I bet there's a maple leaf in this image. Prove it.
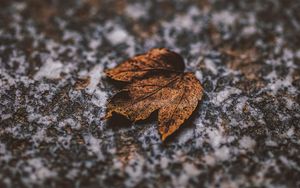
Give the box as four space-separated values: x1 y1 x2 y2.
104 48 203 141
105 48 185 82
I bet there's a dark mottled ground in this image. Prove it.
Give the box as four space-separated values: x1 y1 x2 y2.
0 0 300 187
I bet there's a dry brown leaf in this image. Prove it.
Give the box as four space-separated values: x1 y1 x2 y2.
105 48 185 82
104 48 203 141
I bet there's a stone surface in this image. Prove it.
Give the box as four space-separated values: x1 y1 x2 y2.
0 0 300 187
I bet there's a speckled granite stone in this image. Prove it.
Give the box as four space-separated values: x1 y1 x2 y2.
0 0 300 187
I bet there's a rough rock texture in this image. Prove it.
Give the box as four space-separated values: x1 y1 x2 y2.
0 0 299 187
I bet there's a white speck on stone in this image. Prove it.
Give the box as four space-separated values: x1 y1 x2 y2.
172 173 189 188
267 75 293 93
212 11 237 26
162 6 200 32
195 70 203 81
91 89 108 107
86 64 103 93
207 126 226 148
113 158 123 169
174 15 194 29
160 157 169 169
0 69 16 88
284 97 295 110
63 30 82 43
177 128 194 144
58 118 81 130
265 139 278 147
82 63 108 107
84 135 104 160
235 96 248 112
125 3 147 19
0 143 6 155
296 50 300 59
66 169 79 179
239 136 256 150
242 25 256 36
212 87 241 105
202 154 216 166
265 70 277 80
26 158 57 183
283 48 294 60
279 156 299 170
214 146 231 161
89 39 102 49
183 163 201 176
106 27 128 45
204 58 218 74
125 156 145 187
1 113 12 120
286 127 294 137
84 51 96 62
58 135 72 149
13 2 27 11
34 58 63 80
36 115 58 126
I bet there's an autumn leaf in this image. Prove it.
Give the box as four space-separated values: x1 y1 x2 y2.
104 48 203 141
105 48 185 82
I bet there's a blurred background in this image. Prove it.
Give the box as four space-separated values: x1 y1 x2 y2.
0 0 299 187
